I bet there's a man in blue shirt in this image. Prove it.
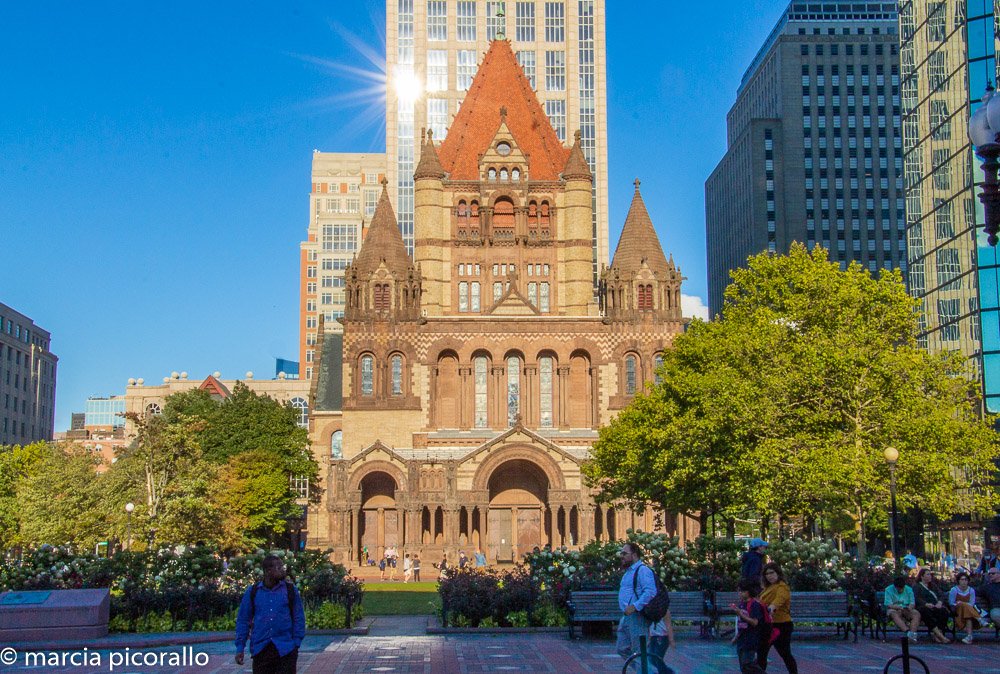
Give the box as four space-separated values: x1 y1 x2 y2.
617 542 657 672
235 555 306 673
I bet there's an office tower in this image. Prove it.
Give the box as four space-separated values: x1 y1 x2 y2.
898 1 1000 413
706 1 904 316
385 0 608 289
0 303 57 445
299 153 386 377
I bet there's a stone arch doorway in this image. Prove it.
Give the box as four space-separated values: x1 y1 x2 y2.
487 459 548 562
358 471 398 563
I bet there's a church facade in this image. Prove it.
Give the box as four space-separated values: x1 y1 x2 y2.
306 40 694 565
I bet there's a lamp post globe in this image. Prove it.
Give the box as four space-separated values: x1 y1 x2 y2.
970 84 1000 246
883 446 899 464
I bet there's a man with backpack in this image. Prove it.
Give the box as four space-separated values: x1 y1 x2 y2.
617 542 672 673
234 555 306 673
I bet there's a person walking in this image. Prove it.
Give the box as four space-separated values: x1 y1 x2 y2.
758 563 797 673
733 579 767 674
234 555 306 674
413 554 421 582
741 539 768 583
403 553 413 583
616 542 657 673
914 568 951 643
884 575 921 642
474 549 487 567
948 572 981 644
647 609 676 674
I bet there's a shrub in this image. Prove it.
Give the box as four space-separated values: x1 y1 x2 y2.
506 610 530 627
439 566 539 627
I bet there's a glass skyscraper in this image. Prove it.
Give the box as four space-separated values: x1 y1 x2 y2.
899 1 1000 413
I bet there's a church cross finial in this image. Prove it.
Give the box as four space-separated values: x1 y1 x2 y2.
496 6 506 39
500 106 507 122
634 178 641 190
380 176 389 187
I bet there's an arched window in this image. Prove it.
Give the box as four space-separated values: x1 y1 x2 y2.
474 356 488 428
391 355 403 395
470 200 479 219
624 355 638 395
654 353 664 385
331 430 343 459
500 168 509 181
361 355 374 396
511 167 520 181
374 283 391 311
528 201 539 230
458 200 469 226
539 356 554 428
507 355 521 426
145 403 162 417
488 167 497 180
638 284 654 310
493 197 515 231
290 397 309 428
540 201 550 230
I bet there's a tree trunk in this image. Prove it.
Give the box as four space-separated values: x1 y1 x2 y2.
857 502 868 560
725 518 736 538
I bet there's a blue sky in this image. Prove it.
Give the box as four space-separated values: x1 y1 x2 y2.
0 1 789 431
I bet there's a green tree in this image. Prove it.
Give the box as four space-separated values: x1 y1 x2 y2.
214 449 300 549
17 443 105 547
585 245 1000 556
0 442 47 547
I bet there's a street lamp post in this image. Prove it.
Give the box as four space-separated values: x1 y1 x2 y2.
884 447 900 563
968 84 1000 246
124 502 135 551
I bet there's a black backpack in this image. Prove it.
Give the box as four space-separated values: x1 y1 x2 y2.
632 564 670 622
249 581 297 628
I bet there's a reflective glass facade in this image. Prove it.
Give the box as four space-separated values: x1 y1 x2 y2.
899 1 1000 412
85 396 125 429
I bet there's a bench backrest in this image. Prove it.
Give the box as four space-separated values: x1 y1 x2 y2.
714 591 740 613
793 591 850 618
568 591 620 616
668 591 706 617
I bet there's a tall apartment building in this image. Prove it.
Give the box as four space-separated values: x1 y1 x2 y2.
706 1 905 316
299 153 386 376
898 1 1000 414
385 0 609 287
0 303 57 445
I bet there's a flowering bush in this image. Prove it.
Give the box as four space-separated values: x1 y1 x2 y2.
0 544 362 632
768 538 851 591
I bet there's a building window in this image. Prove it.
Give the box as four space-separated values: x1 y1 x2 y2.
926 2 946 42
528 282 537 306
427 0 447 40
457 0 476 41
391 355 403 395
145 403 162 417
330 430 343 459
486 1 506 40
935 248 962 288
494 282 503 301
426 50 447 91
459 281 469 312
934 199 953 239
471 281 481 311
543 1 564 42
544 51 565 91
290 475 309 499
457 50 477 90
507 355 520 426
474 356 488 428
361 356 374 396
290 397 309 428
539 356 553 428
937 299 960 342
927 52 946 90
654 353 664 385
932 149 951 190
374 283 391 311
624 355 637 395
545 99 566 141
427 98 448 139
539 282 550 312
516 50 536 89
515 1 535 41
638 284 654 310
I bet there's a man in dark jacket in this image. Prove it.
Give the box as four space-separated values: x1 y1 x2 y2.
235 555 306 674
741 539 768 583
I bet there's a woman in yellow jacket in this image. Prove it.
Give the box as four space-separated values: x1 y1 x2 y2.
758 562 798 673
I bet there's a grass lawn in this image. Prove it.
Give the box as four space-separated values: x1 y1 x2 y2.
362 581 441 615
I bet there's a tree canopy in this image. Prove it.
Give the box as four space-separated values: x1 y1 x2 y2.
584 245 1000 553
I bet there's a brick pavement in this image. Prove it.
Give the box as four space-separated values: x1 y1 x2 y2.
3 631 998 674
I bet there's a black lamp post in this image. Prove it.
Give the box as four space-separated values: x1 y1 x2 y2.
884 446 900 563
125 502 135 551
969 84 1000 246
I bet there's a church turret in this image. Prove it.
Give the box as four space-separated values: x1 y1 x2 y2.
345 179 423 322
414 130 449 316
600 179 684 322
561 130 595 315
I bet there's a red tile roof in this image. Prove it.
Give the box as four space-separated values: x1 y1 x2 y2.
438 40 570 181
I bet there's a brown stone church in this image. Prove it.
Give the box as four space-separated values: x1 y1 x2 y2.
307 40 694 566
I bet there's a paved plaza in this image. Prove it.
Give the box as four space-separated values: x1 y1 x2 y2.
3 622 998 674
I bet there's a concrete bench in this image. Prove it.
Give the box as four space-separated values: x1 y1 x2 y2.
0 588 110 641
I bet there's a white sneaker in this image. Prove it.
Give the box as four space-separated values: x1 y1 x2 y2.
962 634 973 644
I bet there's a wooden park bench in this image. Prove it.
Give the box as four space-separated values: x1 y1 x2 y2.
710 590 857 641
566 590 713 639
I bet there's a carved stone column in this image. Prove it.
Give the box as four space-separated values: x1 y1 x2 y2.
491 365 505 428
579 505 595 545
589 365 599 428
458 366 472 429
523 364 538 427
557 365 570 429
